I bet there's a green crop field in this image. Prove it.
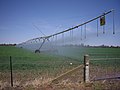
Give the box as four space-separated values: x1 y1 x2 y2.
0 46 80 72
57 46 120 66
0 46 120 90
0 46 120 71
0 46 120 89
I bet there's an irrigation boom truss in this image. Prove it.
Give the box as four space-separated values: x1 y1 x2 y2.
18 9 115 53
44 9 114 38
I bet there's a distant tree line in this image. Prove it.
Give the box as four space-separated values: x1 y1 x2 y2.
0 44 16 46
63 43 120 48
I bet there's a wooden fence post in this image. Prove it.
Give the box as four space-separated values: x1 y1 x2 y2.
10 56 13 87
84 54 90 83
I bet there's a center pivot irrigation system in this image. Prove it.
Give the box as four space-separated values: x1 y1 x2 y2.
18 9 115 53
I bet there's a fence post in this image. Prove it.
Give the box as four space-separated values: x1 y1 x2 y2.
10 56 13 87
84 54 90 83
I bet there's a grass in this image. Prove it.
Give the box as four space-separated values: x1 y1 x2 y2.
0 46 120 71
0 46 80 72
0 46 81 89
0 46 120 89
57 46 120 58
57 46 120 66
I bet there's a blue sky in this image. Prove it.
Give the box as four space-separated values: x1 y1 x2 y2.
0 0 120 46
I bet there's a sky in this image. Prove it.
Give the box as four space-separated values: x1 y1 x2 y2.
0 0 120 46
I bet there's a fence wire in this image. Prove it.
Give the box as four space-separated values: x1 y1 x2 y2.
0 55 83 88
90 55 120 81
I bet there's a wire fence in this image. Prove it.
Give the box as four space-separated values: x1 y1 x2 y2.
89 55 120 81
0 53 120 89
0 55 82 88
